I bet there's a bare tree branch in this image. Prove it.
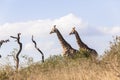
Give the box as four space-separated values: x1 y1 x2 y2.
0 39 9 48
0 39 9 58
10 33 22 71
10 36 18 39
32 35 44 63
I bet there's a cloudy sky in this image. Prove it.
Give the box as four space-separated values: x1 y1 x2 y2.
0 0 120 64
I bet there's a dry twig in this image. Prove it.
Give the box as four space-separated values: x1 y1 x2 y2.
32 35 44 62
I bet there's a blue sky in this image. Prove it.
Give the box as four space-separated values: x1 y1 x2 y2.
0 0 120 65
1 0 120 26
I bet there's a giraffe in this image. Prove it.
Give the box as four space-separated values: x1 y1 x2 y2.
50 25 78 58
69 27 98 57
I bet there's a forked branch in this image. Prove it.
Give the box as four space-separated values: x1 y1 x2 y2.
10 33 22 71
32 35 44 62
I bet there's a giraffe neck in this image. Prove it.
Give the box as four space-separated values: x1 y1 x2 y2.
74 31 98 56
56 29 72 49
74 31 88 49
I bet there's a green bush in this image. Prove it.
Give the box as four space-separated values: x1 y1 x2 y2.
102 36 120 63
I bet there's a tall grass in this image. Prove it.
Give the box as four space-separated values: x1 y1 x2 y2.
0 36 120 80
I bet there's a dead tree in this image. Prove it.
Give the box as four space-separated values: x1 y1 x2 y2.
32 35 44 62
10 33 22 71
0 39 9 58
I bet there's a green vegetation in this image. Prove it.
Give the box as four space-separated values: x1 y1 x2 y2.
0 36 120 80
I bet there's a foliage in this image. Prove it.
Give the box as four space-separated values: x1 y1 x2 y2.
102 36 120 63
1 36 120 80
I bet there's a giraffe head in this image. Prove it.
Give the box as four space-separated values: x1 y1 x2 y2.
69 27 76 35
50 25 58 34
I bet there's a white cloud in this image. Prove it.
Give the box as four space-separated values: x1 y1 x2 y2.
0 13 84 38
0 19 52 38
98 26 120 35
53 13 87 34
